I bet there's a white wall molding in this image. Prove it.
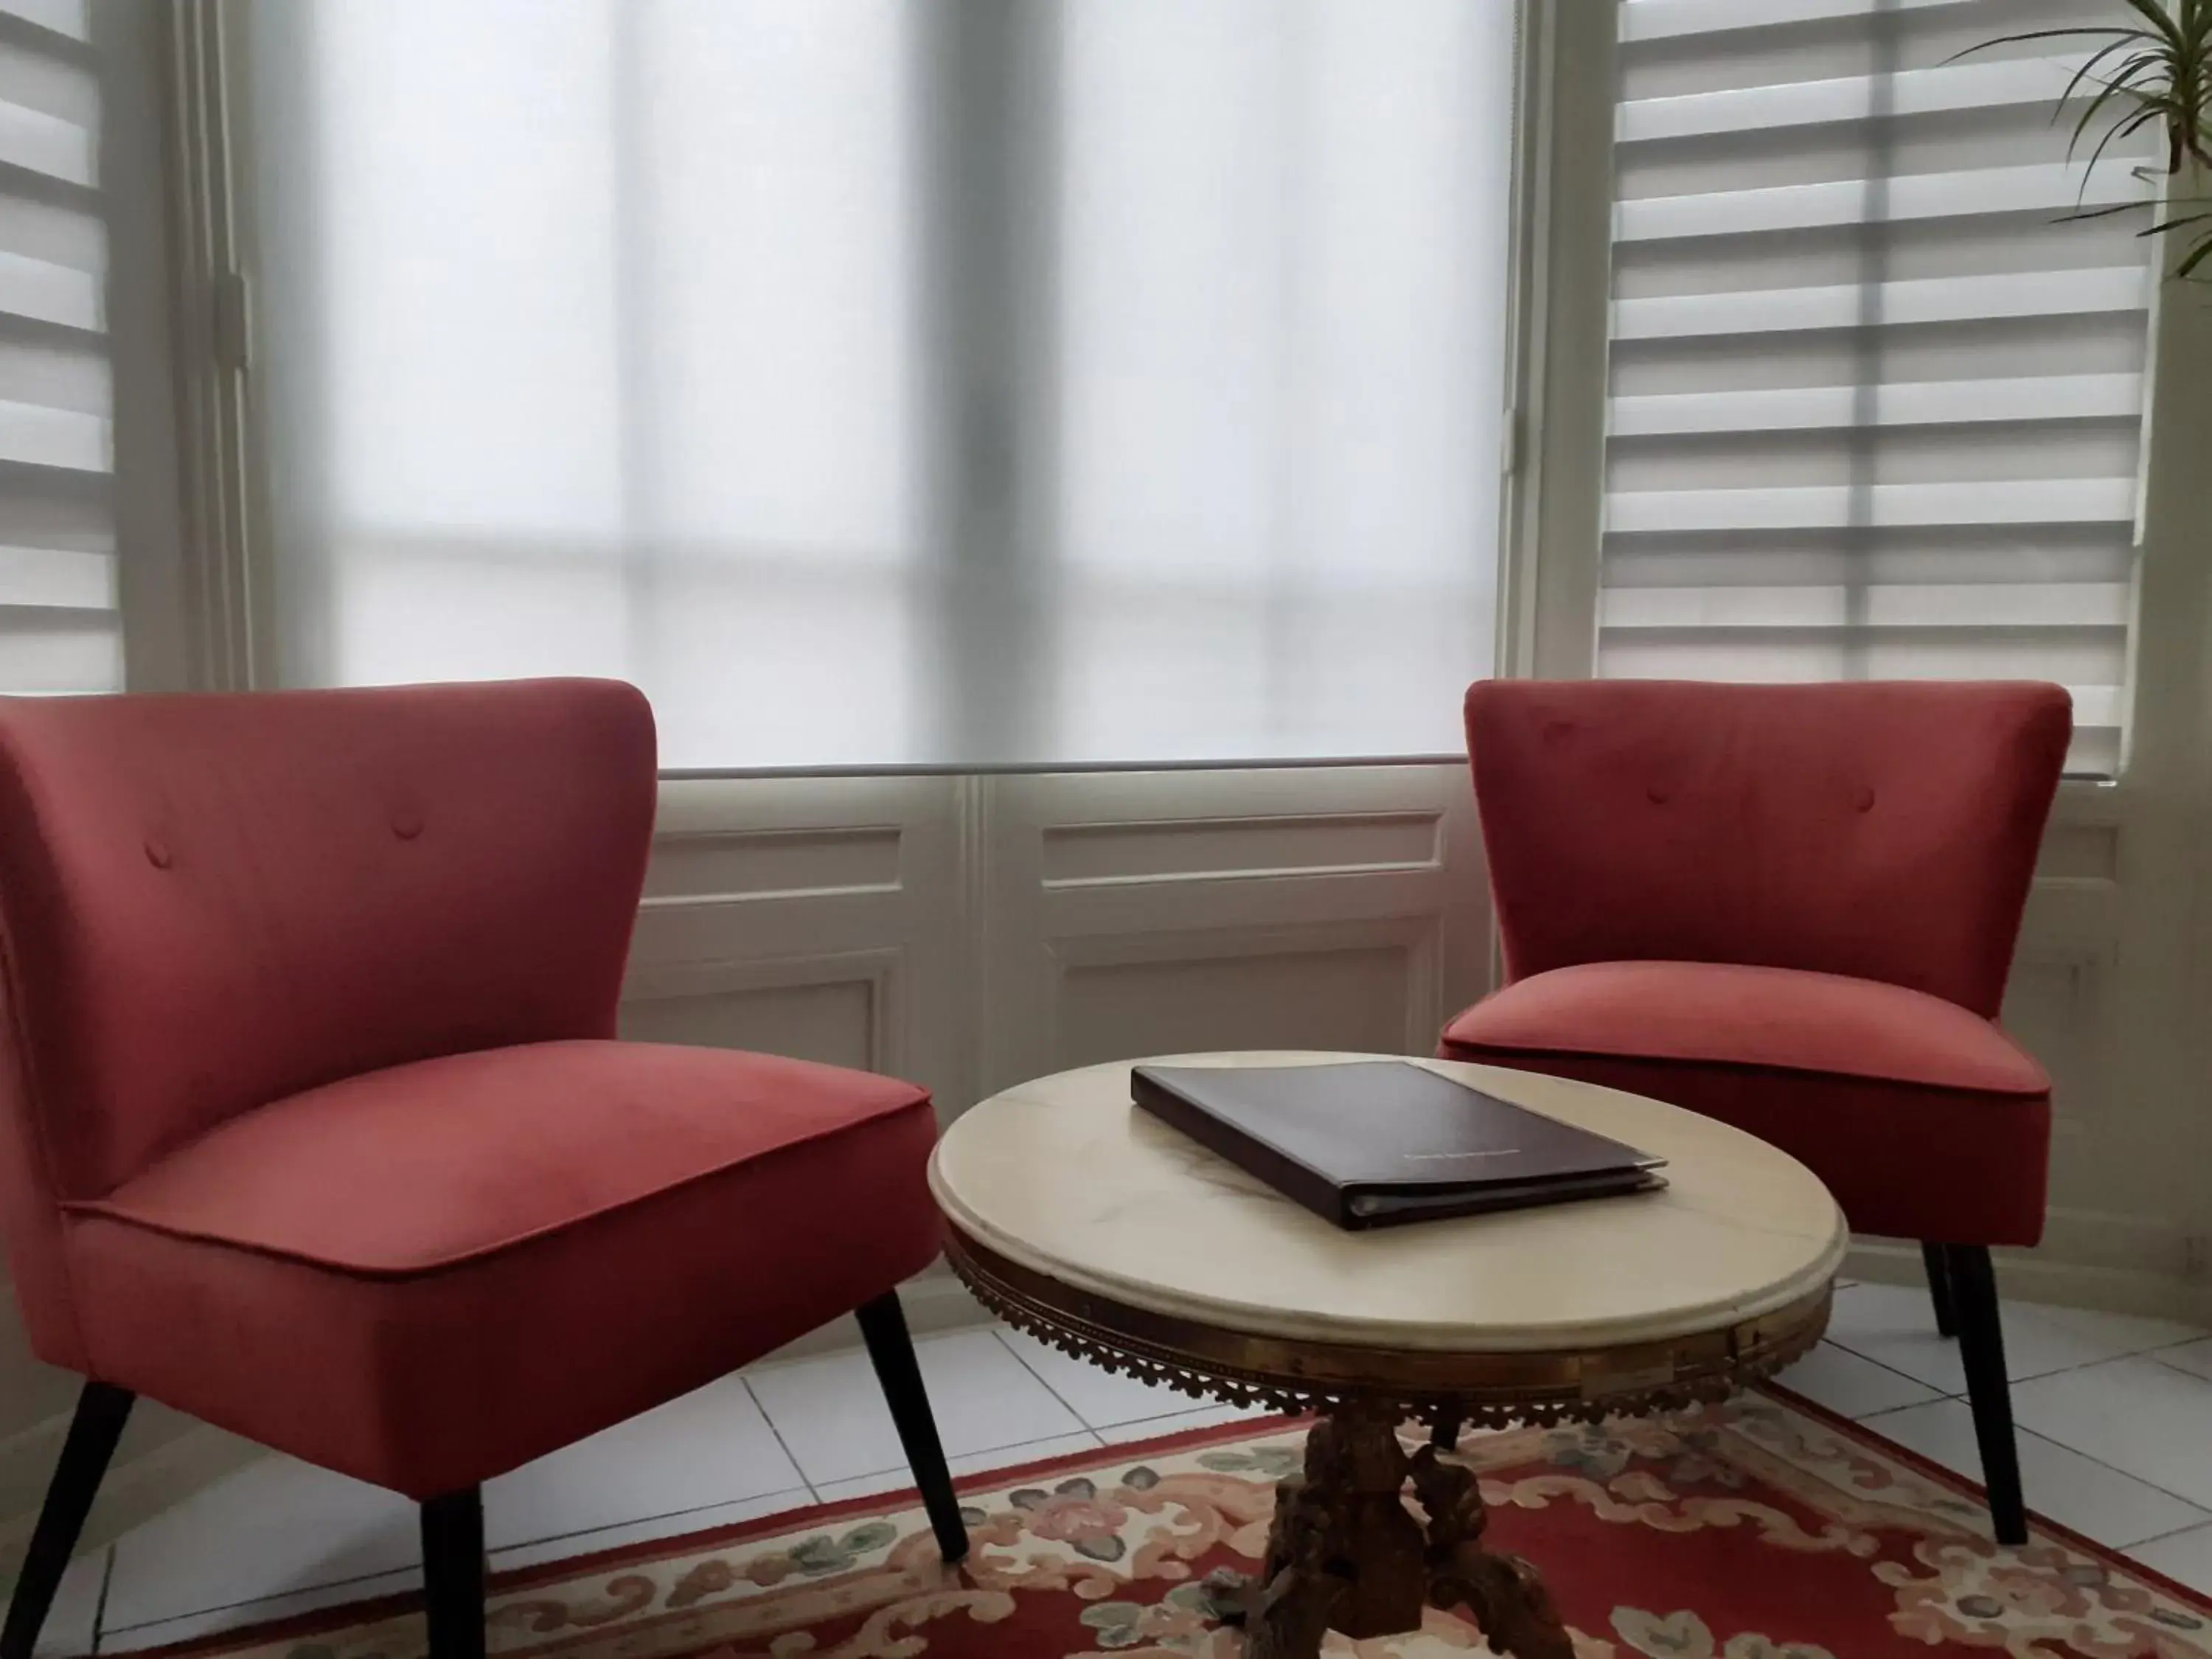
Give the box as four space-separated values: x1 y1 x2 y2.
625 949 904 1077
0 1405 256 1582
1847 1237 2212 1327
625 775 968 1108
759 1267 992 1368
977 765 1492 1099
1040 916 1447 1066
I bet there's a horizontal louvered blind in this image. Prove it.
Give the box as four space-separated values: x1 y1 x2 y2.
0 0 119 695
1603 0 2155 775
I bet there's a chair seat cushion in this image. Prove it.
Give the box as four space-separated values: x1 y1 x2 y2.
60 1042 940 1498
1442 961 2048 1094
1439 961 2051 1245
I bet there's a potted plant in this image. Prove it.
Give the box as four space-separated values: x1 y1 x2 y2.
1967 0 2212 274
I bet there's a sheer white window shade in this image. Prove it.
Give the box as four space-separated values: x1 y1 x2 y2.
1604 0 2155 775
0 0 119 695
243 0 1515 771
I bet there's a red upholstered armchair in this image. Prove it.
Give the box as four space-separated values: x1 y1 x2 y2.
1440 679 2070 1545
0 680 968 1659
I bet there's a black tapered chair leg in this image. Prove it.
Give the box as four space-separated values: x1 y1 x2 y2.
856 1291 970 1562
1923 1240 1958 1338
1430 1411 1464 1450
420 1487 486 1659
1947 1245 2027 1545
1 1382 134 1659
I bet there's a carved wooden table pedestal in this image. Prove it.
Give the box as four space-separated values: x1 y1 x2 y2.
930 1053 1847 1658
1217 1406 1572 1659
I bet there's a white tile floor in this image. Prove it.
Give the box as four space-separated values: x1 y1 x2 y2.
37 1279 2212 1654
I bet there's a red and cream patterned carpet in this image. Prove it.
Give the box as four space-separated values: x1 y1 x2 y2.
145 1389 2212 1659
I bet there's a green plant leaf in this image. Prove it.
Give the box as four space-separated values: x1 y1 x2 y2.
1972 0 2212 274
2078 97 2166 181
2139 209 2212 235
2059 200 2156 221
1947 27 2143 63
2121 0 2187 53
2058 35 2162 123
2067 51 2183 175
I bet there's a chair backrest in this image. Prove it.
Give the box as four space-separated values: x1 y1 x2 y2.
0 678 655 1366
1467 678 2070 1016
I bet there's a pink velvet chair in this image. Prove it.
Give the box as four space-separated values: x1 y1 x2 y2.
0 679 967 1659
1439 679 2070 1545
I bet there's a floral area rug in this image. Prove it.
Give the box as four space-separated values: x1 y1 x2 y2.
146 1389 2212 1659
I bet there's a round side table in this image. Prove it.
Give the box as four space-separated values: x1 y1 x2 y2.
930 1051 1846 1659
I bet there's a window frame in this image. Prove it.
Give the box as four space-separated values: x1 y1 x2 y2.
149 0 2212 790
159 0 1559 765
1498 0 1615 685
152 0 257 693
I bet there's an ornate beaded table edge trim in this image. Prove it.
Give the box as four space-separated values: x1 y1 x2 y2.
942 1227 1832 1425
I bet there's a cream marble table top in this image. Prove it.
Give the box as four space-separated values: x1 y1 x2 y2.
930 1051 1848 1358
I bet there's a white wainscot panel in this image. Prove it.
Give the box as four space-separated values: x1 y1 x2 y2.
978 765 1491 1098
622 953 894 1076
1049 919 1441 1074
1994 790 2176 1293
621 776 967 1107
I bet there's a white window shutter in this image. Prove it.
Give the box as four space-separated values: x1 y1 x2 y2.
0 0 119 695
1603 0 2155 775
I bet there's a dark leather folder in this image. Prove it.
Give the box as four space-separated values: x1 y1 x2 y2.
1130 1060 1666 1231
